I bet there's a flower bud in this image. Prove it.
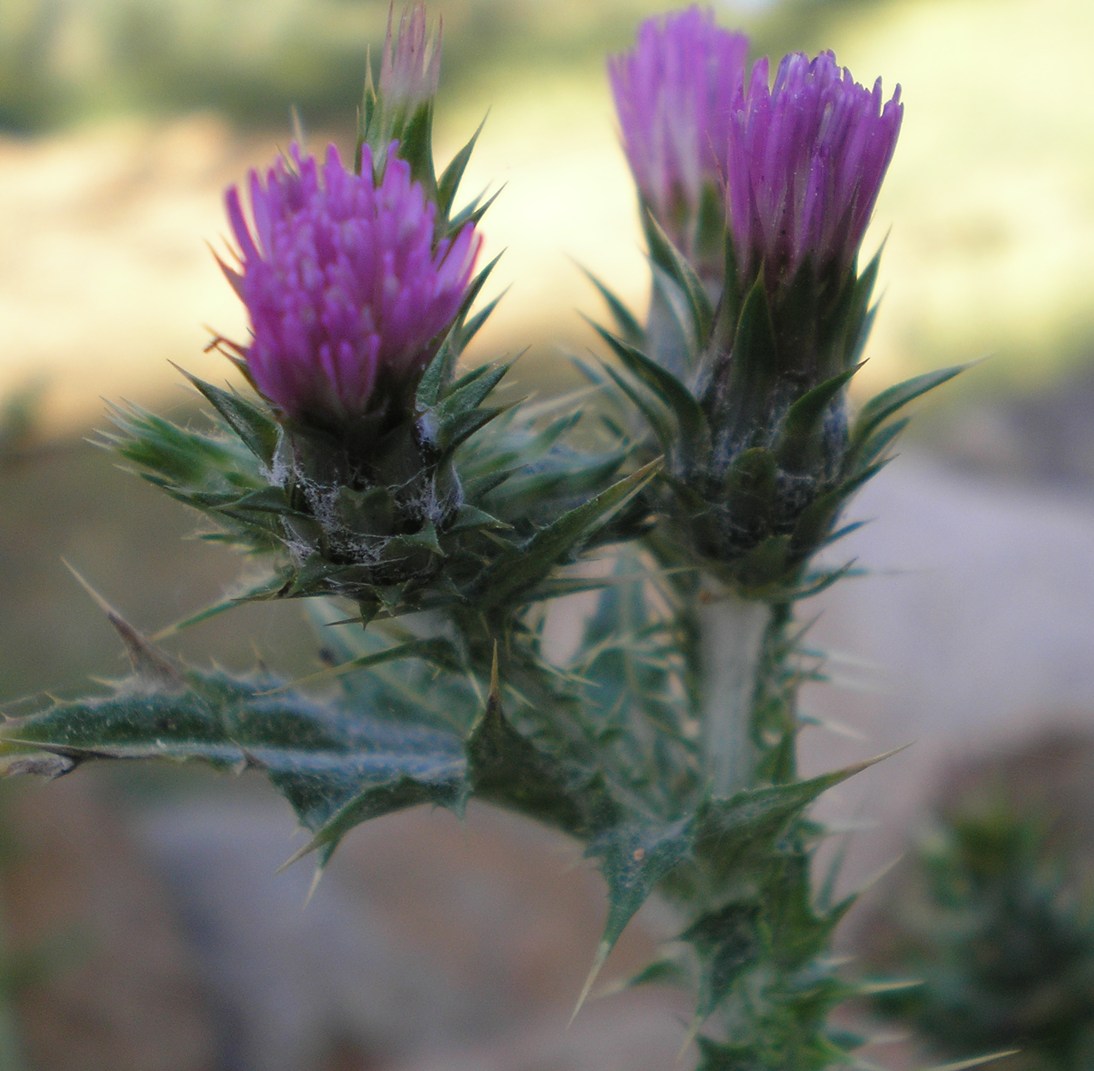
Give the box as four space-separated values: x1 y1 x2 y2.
725 49 903 314
218 140 481 597
606 8 905 588
223 141 479 438
609 7 747 282
359 3 445 196
379 2 441 116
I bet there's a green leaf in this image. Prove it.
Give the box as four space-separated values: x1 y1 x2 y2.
181 371 280 467
392 100 438 199
467 660 613 837
576 552 699 808
577 815 694 1014
643 212 714 344
789 462 885 557
733 277 779 368
436 116 486 222
695 1036 756 1071
428 360 511 453
579 266 645 347
106 403 266 497
593 325 708 450
474 460 660 608
773 366 861 474
0 627 470 868
682 900 763 1019
694 753 901 889
592 818 694 949
415 254 504 408
850 364 968 449
854 416 909 469
599 362 675 449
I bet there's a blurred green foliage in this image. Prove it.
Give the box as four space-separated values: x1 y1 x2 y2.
870 787 1094 1070
0 0 875 133
1 0 383 131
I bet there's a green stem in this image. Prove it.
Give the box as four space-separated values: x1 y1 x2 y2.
698 589 774 796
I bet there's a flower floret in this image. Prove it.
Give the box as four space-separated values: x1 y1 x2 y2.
380 1 441 114
223 141 480 427
609 6 748 256
726 50 903 290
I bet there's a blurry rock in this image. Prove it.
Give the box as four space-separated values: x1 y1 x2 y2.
136 797 474 1070
799 453 1094 897
379 988 690 1071
134 794 663 1071
0 776 216 1071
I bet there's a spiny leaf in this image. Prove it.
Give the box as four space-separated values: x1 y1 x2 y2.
475 459 660 608
271 636 463 695
774 365 862 474
924 1056 1022 1071
728 279 779 394
643 211 714 344
577 815 694 1019
579 265 644 346
588 817 694 959
63 563 184 691
416 252 504 407
150 573 289 640
693 752 902 887
426 361 511 448
695 1036 754 1071
279 739 466 868
0 662 468 871
593 325 707 449
854 417 909 469
436 116 486 221
851 364 968 448
179 369 280 467
599 361 675 449
466 651 611 836
682 900 763 1020
391 100 438 198
106 402 261 491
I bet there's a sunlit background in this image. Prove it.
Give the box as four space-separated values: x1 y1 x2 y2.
3 0 1092 691
2 1 1094 1068
3 0 1093 429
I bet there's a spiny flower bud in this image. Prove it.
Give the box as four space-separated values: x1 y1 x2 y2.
609 6 747 278
379 2 441 116
726 49 903 303
222 141 480 436
605 8 906 588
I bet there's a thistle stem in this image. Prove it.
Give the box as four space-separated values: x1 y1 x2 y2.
698 590 773 796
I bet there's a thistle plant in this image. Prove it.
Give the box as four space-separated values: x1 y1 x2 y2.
869 796 1094 1070
0 5 965 1068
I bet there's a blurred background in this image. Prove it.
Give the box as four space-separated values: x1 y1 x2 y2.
1 0 1093 1068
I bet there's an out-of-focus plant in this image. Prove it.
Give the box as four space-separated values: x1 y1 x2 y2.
0 381 45 468
0 5 966 1067
867 774 1094 1070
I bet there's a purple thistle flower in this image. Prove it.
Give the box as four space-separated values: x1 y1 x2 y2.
609 7 748 265
222 141 480 429
726 50 903 294
380 2 441 116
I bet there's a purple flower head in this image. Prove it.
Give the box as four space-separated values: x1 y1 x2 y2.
380 2 441 115
223 141 480 429
609 7 748 263
726 50 903 294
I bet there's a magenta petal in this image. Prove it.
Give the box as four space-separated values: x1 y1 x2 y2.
726 47 903 290
610 7 748 261
221 140 481 425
